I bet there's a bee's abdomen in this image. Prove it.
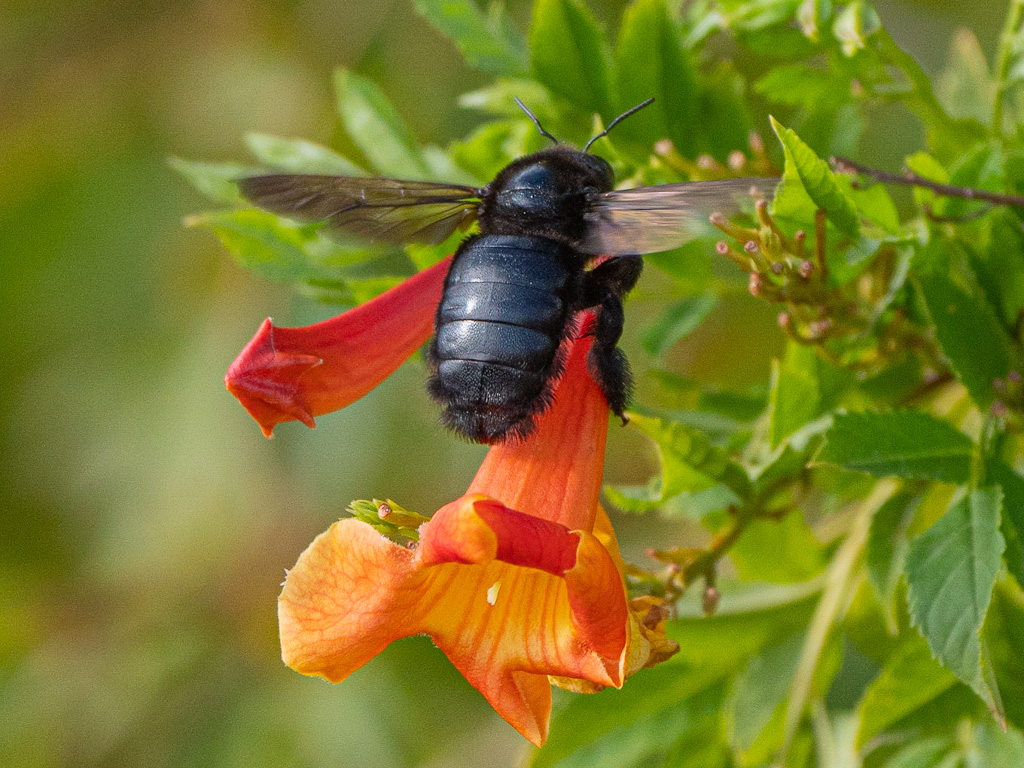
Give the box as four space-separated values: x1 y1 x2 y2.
429 234 575 442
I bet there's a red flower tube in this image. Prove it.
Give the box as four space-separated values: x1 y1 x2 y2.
225 257 450 436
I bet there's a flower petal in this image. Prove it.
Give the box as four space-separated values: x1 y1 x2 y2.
468 319 608 531
227 257 450 436
279 492 630 746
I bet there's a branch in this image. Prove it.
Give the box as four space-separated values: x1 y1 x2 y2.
831 156 1024 208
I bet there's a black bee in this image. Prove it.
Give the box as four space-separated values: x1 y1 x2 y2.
238 99 769 443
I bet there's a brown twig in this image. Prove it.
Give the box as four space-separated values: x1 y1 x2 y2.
832 156 1024 208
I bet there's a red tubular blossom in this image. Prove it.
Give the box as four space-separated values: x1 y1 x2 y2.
225 256 451 436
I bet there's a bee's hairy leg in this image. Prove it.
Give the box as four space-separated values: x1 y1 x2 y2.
579 256 642 422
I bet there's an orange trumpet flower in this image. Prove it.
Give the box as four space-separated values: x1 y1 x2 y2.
277 319 677 745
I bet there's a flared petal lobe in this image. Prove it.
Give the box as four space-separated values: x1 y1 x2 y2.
226 256 450 436
278 319 677 745
279 494 628 745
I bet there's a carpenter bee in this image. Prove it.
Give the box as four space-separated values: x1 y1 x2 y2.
238 99 771 443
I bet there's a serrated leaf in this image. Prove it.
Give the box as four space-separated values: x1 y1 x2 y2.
725 632 804 762
615 0 698 156
984 580 1024 731
640 293 717 359
976 208 1024 330
916 267 1013 409
816 411 973 482
989 462 1024 588
771 116 861 238
413 0 529 76
905 487 1006 723
854 638 959 747
169 157 258 205
865 489 919 632
244 133 364 175
769 341 821 449
530 0 612 117
334 69 429 178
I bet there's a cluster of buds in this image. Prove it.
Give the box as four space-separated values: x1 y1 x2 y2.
626 544 725 618
712 204 863 345
653 131 777 181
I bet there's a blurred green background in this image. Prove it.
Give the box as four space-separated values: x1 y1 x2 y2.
0 1 1009 765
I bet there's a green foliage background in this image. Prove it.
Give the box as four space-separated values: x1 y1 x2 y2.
4 1 1024 766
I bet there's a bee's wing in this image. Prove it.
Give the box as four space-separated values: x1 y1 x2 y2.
579 177 777 255
238 174 484 246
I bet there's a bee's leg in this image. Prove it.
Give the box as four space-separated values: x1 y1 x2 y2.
579 256 643 423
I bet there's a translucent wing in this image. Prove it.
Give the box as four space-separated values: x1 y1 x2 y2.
238 174 483 246
579 177 777 255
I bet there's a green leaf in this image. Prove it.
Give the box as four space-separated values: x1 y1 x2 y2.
933 141 1004 219
989 462 1024 588
938 28 995 125
770 116 861 238
615 0 698 155
725 0 805 32
731 511 824 584
880 738 956 768
816 411 973 482
623 410 751 502
169 157 257 205
413 0 529 76
976 208 1024 330
865 489 919 632
984 580 1024 730
244 133 364 175
972 716 1024 768
530 0 612 117
756 64 837 110
916 267 1013 410
783 483 891 756
538 581 818 768
905 487 1006 722
640 293 717 359
769 341 821 449
725 632 805 763
187 209 338 283
333 70 429 178
854 638 959 747
459 78 555 117
533 679 724 768
694 63 753 160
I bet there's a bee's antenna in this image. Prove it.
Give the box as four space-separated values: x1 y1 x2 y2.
514 98 559 145
584 98 655 152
